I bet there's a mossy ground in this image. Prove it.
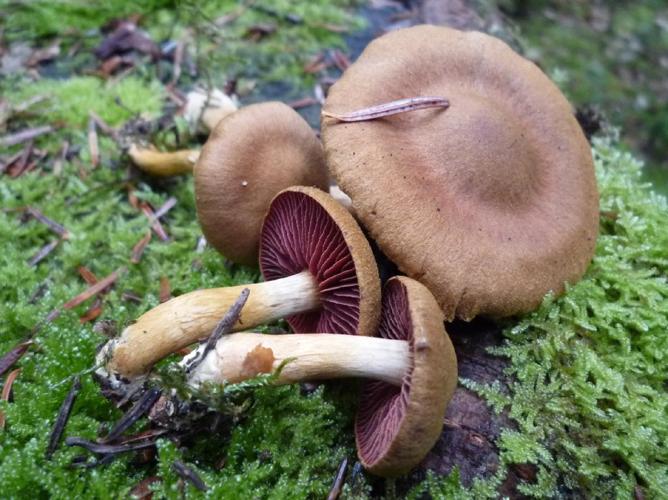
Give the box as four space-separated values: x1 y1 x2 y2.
1 1 667 499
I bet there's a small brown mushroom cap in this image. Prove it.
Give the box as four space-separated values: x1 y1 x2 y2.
322 25 599 320
356 276 457 477
260 186 381 338
196 101 329 266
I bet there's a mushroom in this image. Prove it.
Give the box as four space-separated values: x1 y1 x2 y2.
128 88 237 176
321 25 599 320
184 276 458 477
183 88 238 132
98 186 380 385
130 101 330 265
195 101 329 266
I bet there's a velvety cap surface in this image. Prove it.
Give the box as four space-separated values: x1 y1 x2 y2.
196 101 329 266
356 276 457 477
260 186 380 337
322 25 599 319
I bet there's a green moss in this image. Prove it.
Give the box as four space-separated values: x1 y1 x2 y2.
504 1 668 190
1 0 177 40
5 76 164 129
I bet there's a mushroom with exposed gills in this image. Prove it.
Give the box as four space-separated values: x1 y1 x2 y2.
184 276 458 477
97 186 380 387
322 25 600 321
195 101 329 266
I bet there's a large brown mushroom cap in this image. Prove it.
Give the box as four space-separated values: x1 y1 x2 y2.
196 101 329 266
322 25 599 320
356 276 457 477
260 186 381 338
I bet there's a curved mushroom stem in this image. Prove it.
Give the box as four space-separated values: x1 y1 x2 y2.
99 271 320 381
186 333 410 387
128 145 199 176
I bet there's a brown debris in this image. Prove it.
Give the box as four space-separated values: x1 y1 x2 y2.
52 140 69 176
172 460 207 492
7 140 34 177
331 50 351 71
244 23 277 42
0 368 21 429
153 197 177 220
159 277 171 303
327 457 348 500
27 42 61 67
131 231 152 264
79 298 104 324
25 207 69 238
140 203 169 241
62 267 125 310
0 341 32 377
89 111 117 139
27 238 61 267
78 266 99 285
45 377 81 459
0 125 53 148
88 116 100 167
130 476 162 499
95 21 160 61
303 53 328 74
287 97 319 110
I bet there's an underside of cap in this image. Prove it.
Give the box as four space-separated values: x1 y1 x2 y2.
195 101 329 266
356 277 457 477
322 25 600 320
259 186 380 337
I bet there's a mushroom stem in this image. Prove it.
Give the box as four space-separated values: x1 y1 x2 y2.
100 271 320 380
186 333 411 387
128 145 199 176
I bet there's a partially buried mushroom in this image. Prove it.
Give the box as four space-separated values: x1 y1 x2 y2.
321 25 600 320
97 186 379 386
184 276 458 477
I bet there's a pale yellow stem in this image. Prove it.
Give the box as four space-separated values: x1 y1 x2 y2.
187 333 410 387
128 145 200 176
100 271 319 380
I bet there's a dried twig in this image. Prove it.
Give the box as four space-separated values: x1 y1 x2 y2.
153 197 177 220
331 50 350 71
62 267 124 310
184 288 250 373
26 207 69 238
78 266 98 285
52 140 69 176
322 96 449 122
0 125 53 147
0 341 32 377
101 387 162 443
45 377 81 459
65 436 159 455
131 231 152 264
79 298 104 324
159 277 171 303
0 369 21 429
141 203 169 241
88 116 99 167
27 239 60 267
172 460 207 492
287 97 319 110
327 457 349 500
